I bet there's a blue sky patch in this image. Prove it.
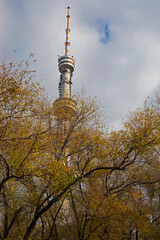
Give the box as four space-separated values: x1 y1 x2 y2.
95 20 110 44
100 24 110 43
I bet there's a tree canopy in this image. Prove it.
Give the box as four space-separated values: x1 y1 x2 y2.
0 59 160 240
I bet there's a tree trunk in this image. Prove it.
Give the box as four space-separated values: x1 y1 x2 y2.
135 230 138 240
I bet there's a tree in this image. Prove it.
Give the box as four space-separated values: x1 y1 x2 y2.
0 59 160 239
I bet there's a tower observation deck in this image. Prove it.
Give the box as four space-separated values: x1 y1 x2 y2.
54 6 77 115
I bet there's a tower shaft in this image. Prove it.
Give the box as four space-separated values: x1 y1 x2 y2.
60 69 71 98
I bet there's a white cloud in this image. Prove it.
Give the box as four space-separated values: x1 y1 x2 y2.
0 1 11 52
1 0 160 129
0 2 7 36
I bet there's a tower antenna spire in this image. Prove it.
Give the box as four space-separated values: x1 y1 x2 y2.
65 6 70 56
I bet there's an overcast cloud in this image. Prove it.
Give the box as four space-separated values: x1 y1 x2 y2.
0 0 160 129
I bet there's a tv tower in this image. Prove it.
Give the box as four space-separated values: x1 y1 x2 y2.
54 6 77 115
53 7 76 222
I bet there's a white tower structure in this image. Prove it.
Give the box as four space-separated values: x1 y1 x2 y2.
54 6 77 114
53 8 76 226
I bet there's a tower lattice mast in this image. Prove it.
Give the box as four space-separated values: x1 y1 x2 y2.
58 6 75 99
54 6 77 115
65 6 70 56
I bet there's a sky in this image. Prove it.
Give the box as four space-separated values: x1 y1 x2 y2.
0 0 160 129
